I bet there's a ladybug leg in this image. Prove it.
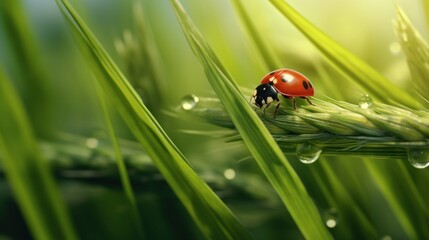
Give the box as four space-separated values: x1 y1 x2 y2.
274 102 280 118
293 98 297 110
249 95 259 111
263 101 272 115
306 97 314 106
301 97 314 106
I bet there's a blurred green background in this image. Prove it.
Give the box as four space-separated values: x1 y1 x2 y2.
1 0 429 239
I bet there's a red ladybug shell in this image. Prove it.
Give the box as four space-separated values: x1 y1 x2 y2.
260 69 314 97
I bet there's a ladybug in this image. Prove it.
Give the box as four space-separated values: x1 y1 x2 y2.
251 69 314 117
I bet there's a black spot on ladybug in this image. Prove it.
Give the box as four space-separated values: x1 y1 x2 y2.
270 72 275 75
303 81 309 90
309 82 313 88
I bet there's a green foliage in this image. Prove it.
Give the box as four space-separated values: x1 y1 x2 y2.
1 0 429 239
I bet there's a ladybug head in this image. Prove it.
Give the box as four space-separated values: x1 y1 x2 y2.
253 84 279 108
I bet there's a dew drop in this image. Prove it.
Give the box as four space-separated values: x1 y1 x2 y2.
358 94 373 109
296 143 322 164
85 138 99 149
323 208 339 229
181 94 199 110
223 168 236 180
407 148 429 169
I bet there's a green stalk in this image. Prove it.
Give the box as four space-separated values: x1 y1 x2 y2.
0 68 77 240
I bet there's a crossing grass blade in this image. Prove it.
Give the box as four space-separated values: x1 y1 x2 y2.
317 160 379 238
269 0 424 109
170 0 332 238
95 84 145 239
0 68 77 240
54 0 252 239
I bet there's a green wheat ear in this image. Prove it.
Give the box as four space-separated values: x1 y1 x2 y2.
395 6 429 102
114 2 166 111
182 95 429 159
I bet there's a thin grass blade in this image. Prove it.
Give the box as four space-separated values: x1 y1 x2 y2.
0 0 52 136
364 160 418 238
0 68 77 240
54 1 252 239
231 0 282 70
170 0 331 238
269 0 423 109
95 84 145 238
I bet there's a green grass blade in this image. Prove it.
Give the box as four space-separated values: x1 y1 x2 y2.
0 68 77 240
95 84 145 239
269 0 423 109
170 0 331 238
395 7 429 101
0 0 52 136
364 160 418 239
54 1 252 239
318 160 379 238
231 0 282 70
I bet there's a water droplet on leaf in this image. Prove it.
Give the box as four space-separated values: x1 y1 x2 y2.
407 148 429 169
358 94 373 109
85 138 99 149
323 208 339 228
224 168 236 180
296 143 322 164
181 94 199 110
380 235 392 240
389 42 401 54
